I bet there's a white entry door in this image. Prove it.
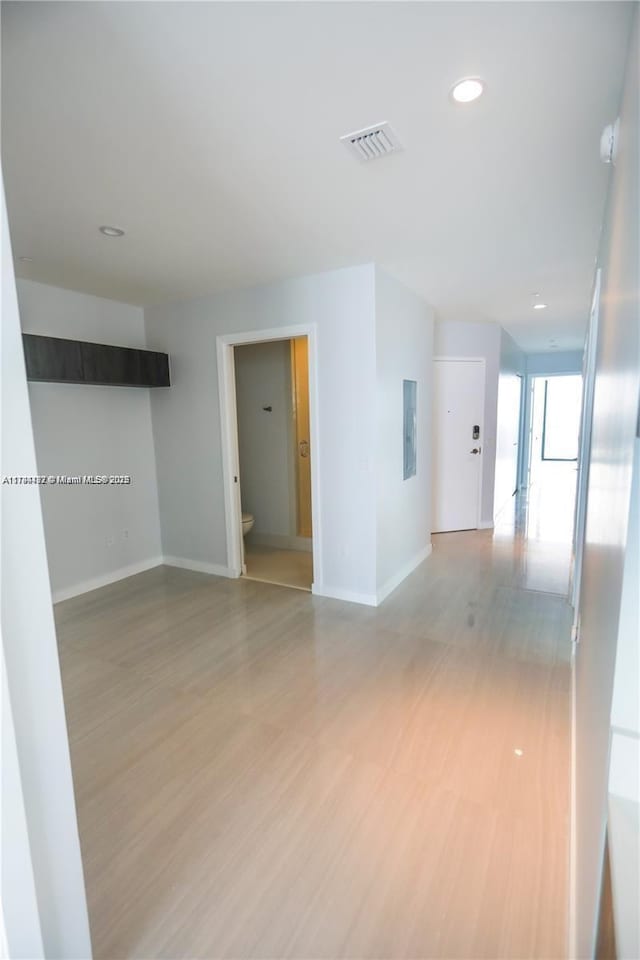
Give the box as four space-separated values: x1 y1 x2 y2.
432 359 485 533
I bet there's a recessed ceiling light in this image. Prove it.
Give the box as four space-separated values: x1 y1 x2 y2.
514 748 524 757
99 225 125 238
451 77 484 104
18 256 33 262
533 303 548 310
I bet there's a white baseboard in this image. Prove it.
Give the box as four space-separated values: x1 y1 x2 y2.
376 543 432 605
248 533 313 553
52 555 164 603
52 546 431 608
312 583 378 607
478 520 494 529
313 545 433 609
162 556 236 578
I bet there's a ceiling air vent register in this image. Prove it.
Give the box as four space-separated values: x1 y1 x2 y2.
340 122 402 161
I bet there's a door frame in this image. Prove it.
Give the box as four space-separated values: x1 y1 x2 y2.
290 337 313 539
571 268 601 618
514 372 525 494
217 324 321 587
432 356 486 532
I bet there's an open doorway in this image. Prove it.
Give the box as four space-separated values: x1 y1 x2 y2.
527 373 583 543
230 336 313 591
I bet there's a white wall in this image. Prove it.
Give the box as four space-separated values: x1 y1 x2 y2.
573 13 640 957
607 436 639 959
146 264 379 603
433 319 502 526
610 437 640 736
1 184 91 957
17 280 162 600
1 648 44 959
526 350 584 376
234 340 296 543
375 268 434 599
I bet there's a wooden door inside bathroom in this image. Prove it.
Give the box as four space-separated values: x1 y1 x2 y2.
291 337 312 539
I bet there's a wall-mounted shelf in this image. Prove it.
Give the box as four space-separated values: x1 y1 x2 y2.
22 334 170 387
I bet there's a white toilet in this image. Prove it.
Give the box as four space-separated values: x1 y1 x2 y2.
241 512 255 537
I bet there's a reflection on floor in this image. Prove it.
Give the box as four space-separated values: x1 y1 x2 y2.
495 460 577 596
528 460 578 542
55 510 571 959
244 543 313 591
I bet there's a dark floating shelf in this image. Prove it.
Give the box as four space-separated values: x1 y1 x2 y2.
22 334 170 388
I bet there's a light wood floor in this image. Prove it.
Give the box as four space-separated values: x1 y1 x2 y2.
55 516 572 959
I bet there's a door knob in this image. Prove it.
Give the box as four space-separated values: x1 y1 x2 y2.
470 448 480 454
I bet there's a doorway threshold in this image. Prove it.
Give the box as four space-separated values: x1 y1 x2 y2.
242 573 311 593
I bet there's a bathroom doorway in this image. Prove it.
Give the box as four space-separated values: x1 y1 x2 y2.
227 334 313 591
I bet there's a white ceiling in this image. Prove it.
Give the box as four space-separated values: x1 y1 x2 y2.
1 2 632 351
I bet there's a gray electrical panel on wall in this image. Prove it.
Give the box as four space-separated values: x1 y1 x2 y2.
403 379 417 480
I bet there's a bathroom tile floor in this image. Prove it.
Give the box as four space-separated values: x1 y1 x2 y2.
244 544 313 591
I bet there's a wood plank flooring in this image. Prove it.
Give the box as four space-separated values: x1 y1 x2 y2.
55 522 572 959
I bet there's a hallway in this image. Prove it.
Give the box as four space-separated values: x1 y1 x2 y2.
494 467 578 597
55 515 572 959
